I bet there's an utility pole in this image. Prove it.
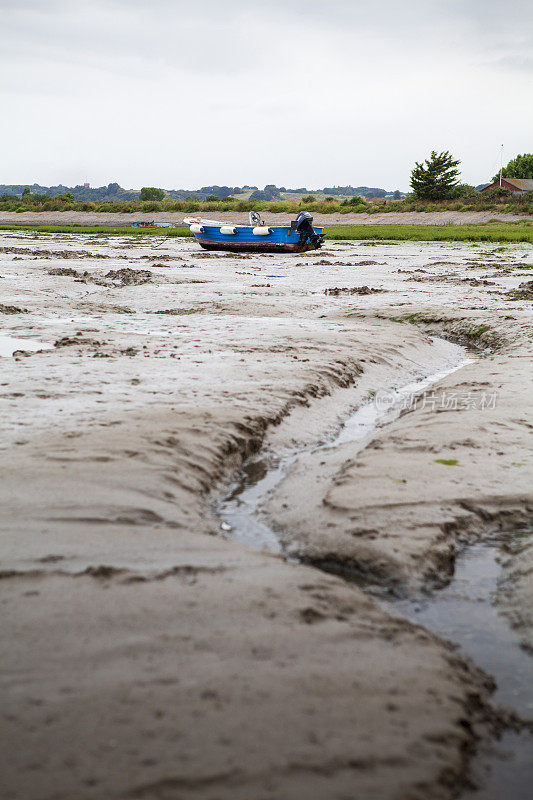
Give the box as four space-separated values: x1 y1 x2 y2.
499 144 503 187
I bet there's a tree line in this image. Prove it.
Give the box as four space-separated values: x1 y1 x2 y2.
1 154 531 211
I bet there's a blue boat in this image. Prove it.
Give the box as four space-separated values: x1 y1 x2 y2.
184 213 324 253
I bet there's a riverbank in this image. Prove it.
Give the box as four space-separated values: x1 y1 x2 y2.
1 230 531 799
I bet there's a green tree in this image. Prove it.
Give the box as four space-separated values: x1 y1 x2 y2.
451 184 478 200
410 150 461 200
492 153 533 182
22 187 31 197
140 187 165 201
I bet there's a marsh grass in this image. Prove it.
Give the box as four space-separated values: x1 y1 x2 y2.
1 222 532 244
324 223 533 244
0 224 192 237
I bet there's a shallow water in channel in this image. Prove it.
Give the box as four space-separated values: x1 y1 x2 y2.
217 346 533 799
218 341 474 552
391 541 533 799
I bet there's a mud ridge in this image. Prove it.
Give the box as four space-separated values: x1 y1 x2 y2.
0 564 228 583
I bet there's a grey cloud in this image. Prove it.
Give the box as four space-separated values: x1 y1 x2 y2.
3 0 532 77
1 2 273 77
490 53 533 73
0 0 531 189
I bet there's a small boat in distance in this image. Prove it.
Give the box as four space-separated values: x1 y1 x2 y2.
184 212 324 253
131 221 173 228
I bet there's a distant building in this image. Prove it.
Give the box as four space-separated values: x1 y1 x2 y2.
84 182 90 189
481 178 533 195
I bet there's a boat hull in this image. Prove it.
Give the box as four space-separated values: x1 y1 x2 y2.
196 238 320 253
190 224 323 253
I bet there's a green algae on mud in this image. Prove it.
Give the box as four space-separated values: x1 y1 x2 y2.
387 313 497 349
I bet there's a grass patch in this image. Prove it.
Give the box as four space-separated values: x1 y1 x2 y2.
323 222 533 244
434 458 459 466
0 224 192 237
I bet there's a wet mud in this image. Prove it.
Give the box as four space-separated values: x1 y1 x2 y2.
0 230 532 799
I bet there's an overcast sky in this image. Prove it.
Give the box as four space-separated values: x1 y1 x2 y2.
1 0 531 191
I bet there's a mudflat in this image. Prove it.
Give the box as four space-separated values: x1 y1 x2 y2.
1 230 532 799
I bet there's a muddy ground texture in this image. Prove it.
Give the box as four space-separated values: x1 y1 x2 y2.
0 231 532 800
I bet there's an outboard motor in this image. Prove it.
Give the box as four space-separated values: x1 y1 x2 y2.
290 210 323 249
249 211 265 226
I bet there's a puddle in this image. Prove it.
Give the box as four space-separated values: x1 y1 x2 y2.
389 541 533 799
391 542 532 712
0 334 53 358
